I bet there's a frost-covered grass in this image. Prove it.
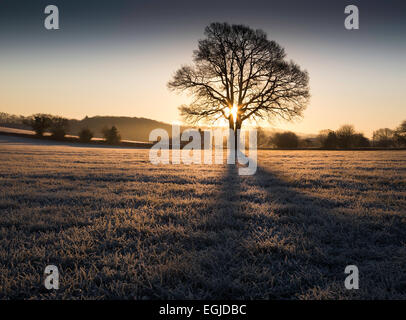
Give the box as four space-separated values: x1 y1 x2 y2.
0 136 405 299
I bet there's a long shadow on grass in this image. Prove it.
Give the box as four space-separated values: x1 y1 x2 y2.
189 163 250 299
232 165 406 299
83 163 405 300
153 164 252 299
146 164 406 299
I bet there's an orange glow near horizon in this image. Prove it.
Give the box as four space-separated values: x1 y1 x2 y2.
0 39 405 139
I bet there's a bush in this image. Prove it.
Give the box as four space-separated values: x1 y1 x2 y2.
353 133 370 147
103 126 121 144
23 114 52 136
50 117 69 140
272 131 299 148
79 128 94 143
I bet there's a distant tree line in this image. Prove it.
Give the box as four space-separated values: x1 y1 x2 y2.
0 112 171 142
318 121 406 149
371 123 406 147
0 113 121 145
0 112 30 129
257 120 406 149
22 114 69 140
317 125 370 149
1 112 405 149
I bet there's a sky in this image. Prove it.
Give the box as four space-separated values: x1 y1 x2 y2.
0 0 405 137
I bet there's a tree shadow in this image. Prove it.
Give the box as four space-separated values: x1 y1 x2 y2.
141 163 405 299
169 164 251 299
227 165 406 299
57 162 405 300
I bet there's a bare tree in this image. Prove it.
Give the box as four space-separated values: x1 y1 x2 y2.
23 114 53 136
103 126 121 145
168 22 310 148
50 116 69 140
373 128 394 147
336 124 356 149
394 120 406 146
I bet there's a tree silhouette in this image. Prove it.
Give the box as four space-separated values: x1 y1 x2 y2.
336 125 356 149
23 114 52 136
79 128 94 143
373 128 394 147
271 131 299 149
318 129 336 148
168 22 310 150
324 131 338 149
353 133 370 148
50 116 69 140
394 120 406 146
103 126 121 145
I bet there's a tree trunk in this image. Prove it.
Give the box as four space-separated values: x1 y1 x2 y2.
228 115 236 164
234 117 242 162
229 114 235 130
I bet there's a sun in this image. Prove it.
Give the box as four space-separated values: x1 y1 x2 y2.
218 103 239 127
225 104 238 124
230 104 238 122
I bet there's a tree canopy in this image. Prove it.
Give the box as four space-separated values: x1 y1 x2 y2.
168 22 310 131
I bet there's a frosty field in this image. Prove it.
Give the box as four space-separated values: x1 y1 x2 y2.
0 135 405 299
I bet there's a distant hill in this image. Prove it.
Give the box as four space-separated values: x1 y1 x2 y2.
69 116 174 142
0 112 316 142
0 113 175 142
